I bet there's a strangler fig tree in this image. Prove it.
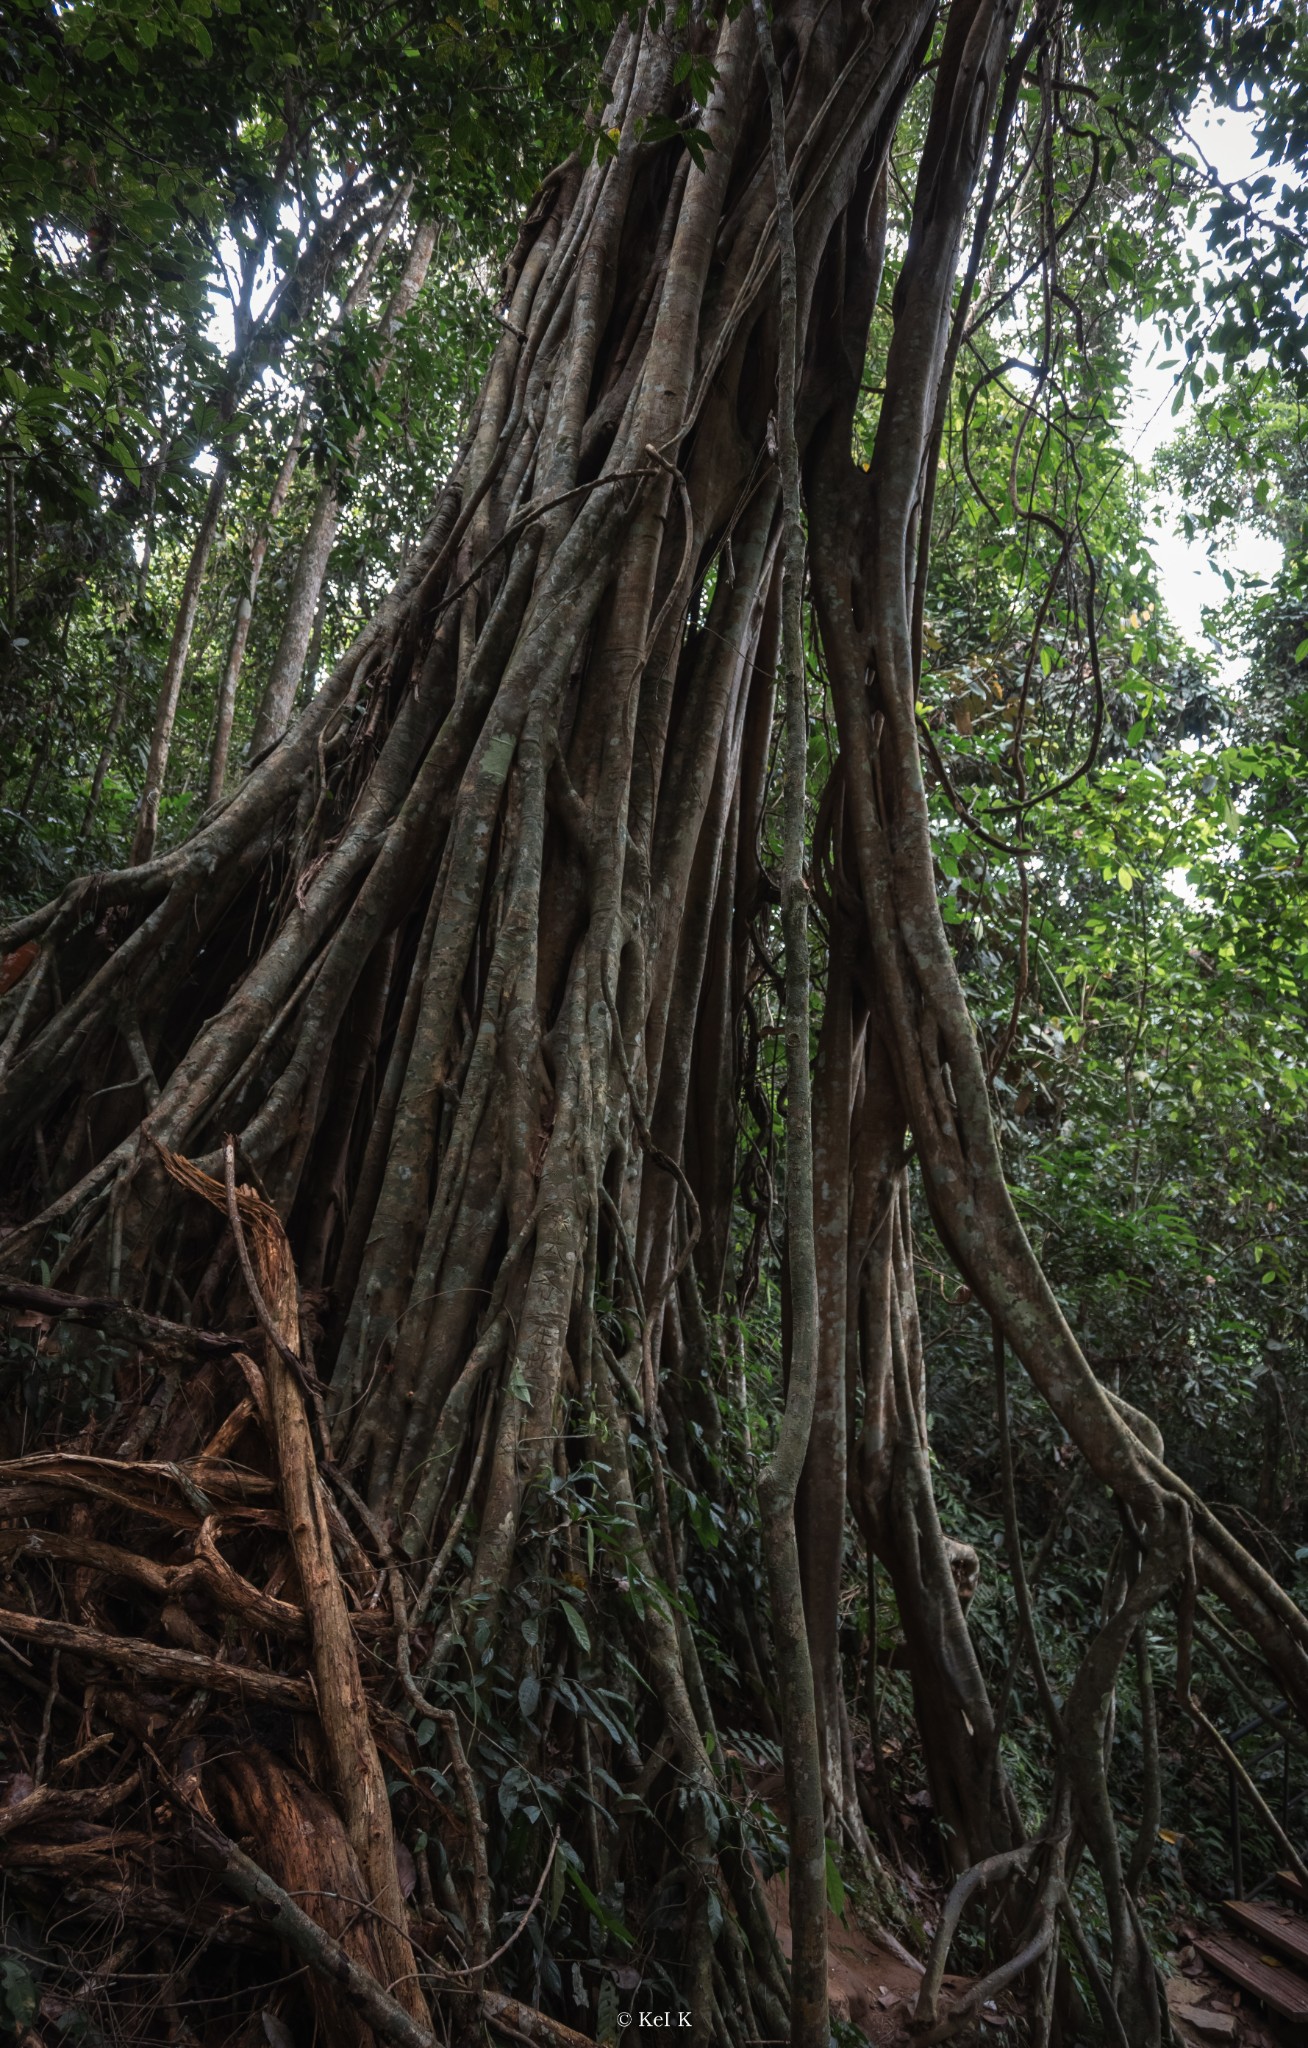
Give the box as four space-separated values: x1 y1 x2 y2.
2 2 1305 2042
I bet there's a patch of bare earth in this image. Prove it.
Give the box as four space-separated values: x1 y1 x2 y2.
761 1873 1021 2043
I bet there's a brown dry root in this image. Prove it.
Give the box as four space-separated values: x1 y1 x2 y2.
0 1160 613 2048
4 1 1308 2042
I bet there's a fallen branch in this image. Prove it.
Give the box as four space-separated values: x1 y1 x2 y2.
0 1770 141 1842
0 1605 312 1708
3 1830 157 1870
0 1522 390 1642
0 1278 244 1359
0 1450 276 1509
187 1811 438 2048
185 1807 597 2048
61 1879 262 1940
159 1135 429 2025
482 1990 597 2048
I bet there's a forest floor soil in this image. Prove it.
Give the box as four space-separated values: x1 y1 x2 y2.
761 1871 1013 2042
763 1876 1297 2044
1167 1937 1302 2048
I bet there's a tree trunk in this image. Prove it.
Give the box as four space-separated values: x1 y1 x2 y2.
849 1057 1012 1869
206 418 306 807
79 669 129 840
129 455 229 864
751 9 827 2040
247 216 438 759
82 506 159 842
209 187 418 802
797 922 863 1846
131 179 409 857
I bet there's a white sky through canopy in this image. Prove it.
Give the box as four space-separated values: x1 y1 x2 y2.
1125 99 1284 683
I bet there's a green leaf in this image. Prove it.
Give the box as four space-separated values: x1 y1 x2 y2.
561 1600 590 1653
518 1671 541 1719
499 1764 530 1822
597 1976 619 2045
109 440 141 485
548 1841 568 1925
565 1860 634 1946
1 1957 38 2029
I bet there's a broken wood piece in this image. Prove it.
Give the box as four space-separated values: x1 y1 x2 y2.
0 1278 245 1359
186 1808 597 2048
0 1605 312 1708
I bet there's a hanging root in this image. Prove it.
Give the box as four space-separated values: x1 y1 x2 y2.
912 1833 1068 2044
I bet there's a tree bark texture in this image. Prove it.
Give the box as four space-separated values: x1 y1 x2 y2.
751 7 828 2041
5 4 1308 2042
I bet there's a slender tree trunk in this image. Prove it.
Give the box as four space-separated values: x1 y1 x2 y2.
129 224 269 867
850 1070 1012 1867
133 177 411 859
82 515 158 842
206 422 305 806
248 217 438 759
130 458 228 864
751 8 828 2040
5 455 16 629
80 672 129 840
208 187 417 804
797 923 864 1847
17 605 73 819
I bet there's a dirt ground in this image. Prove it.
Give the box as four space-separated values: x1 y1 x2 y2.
763 1877 1303 2045
762 1872 1007 2043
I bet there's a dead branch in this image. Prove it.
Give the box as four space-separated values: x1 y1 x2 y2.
157 1135 430 2026
0 1605 312 1707
184 1803 597 2048
0 1278 244 1358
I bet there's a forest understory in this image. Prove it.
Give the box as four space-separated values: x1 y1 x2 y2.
2 0 1307 2044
